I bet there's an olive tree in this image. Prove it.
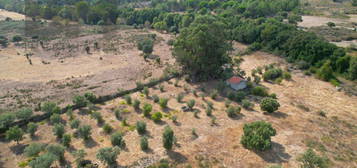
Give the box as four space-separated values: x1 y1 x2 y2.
163 126 174 150
96 147 120 166
260 97 280 113
241 121 276 151
6 126 24 144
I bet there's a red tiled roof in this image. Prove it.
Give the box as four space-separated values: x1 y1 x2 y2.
227 76 244 84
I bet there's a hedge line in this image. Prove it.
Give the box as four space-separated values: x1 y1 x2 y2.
0 73 180 134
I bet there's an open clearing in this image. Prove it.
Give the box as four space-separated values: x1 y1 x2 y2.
0 9 25 21
1 49 356 167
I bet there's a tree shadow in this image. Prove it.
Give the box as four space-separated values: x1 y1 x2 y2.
84 138 98 148
254 142 291 164
167 151 188 164
268 111 288 118
10 143 28 155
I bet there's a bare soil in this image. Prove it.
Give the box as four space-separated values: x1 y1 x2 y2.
0 9 25 21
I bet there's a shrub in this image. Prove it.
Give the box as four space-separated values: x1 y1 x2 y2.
187 99 196 110
206 106 212 116
28 153 56 168
143 103 153 117
159 98 169 109
133 99 141 109
70 119 80 129
260 98 280 113
242 99 254 110
136 121 146 135
225 100 232 108
41 102 60 114
111 132 125 147
140 137 149 151
0 113 16 129
159 85 165 92
114 108 122 120
152 94 160 103
16 108 33 120
317 61 334 81
96 147 119 166
269 93 277 99
163 126 174 150
12 35 23 42
241 121 276 151
151 112 163 122
73 95 88 107
263 68 283 81
46 144 65 161
210 89 219 99
103 124 113 134
124 95 132 104
143 87 149 97
171 115 177 123
235 91 246 102
27 122 38 137
297 148 330 168
66 109 74 120
6 126 24 144
53 123 65 139
176 93 184 103
24 143 45 157
252 86 268 97
254 76 261 84
50 114 62 124
78 125 92 140
62 134 72 147
282 71 291 80
91 111 104 124
327 22 335 27
84 92 97 103
226 106 241 118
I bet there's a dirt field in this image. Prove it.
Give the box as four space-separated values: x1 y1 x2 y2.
0 9 25 21
1 49 356 167
0 27 175 113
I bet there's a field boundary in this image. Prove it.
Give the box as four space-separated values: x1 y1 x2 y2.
0 73 181 134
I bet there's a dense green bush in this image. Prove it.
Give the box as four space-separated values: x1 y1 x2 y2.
133 99 141 109
143 103 153 117
0 113 15 129
41 102 60 114
140 136 149 151
84 92 97 103
297 148 330 168
16 108 33 120
263 68 283 81
24 143 45 157
62 134 72 147
152 94 160 103
163 126 174 150
242 99 254 110
27 122 38 137
50 114 62 124
136 121 147 135
6 126 24 144
187 99 195 110
241 121 276 151
78 125 92 140
226 105 241 118
159 98 169 109
151 112 163 122
96 147 119 166
111 132 125 147
260 98 280 113
124 95 132 105
73 95 88 107
143 87 150 97
52 123 65 139
91 111 104 124
114 108 122 120
103 124 113 134
70 119 80 129
28 153 56 168
252 86 269 97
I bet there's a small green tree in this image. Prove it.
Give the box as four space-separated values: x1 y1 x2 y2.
241 121 276 151
176 93 184 103
124 95 132 105
96 147 119 166
152 94 160 103
24 143 46 157
70 119 80 129
151 112 163 122
136 121 146 135
206 106 212 116
252 86 269 97
143 103 153 117
163 126 174 150
111 132 125 147
72 149 87 168
326 22 335 28
78 125 92 140
210 89 219 100
260 98 280 113
159 98 169 109
91 111 104 124
114 108 122 120
53 123 65 139
0 113 15 129
27 122 38 137
317 61 334 81
16 108 33 120
140 137 149 151
6 126 24 144
187 99 196 110
133 99 141 109
242 99 254 110
143 87 150 97
28 153 56 168
226 105 241 118
50 114 62 124
297 148 330 168
62 134 72 147
84 92 97 103
103 124 113 134
73 95 88 107
41 102 60 114
46 144 65 161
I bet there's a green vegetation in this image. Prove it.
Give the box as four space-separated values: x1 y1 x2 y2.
96 147 119 166
297 149 330 168
73 95 88 107
6 126 24 144
140 136 149 151
151 112 163 122
52 123 65 139
27 122 38 137
159 98 169 109
50 114 62 124
143 103 153 117
41 102 60 114
136 121 146 135
260 98 280 113
133 99 141 109
62 134 72 147
187 99 196 110
241 121 276 151
70 119 80 129
91 111 104 124
16 108 33 120
163 126 174 150
78 125 92 140
103 123 113 134
111 132 125 147
0 113 15 129
24 143 46 157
